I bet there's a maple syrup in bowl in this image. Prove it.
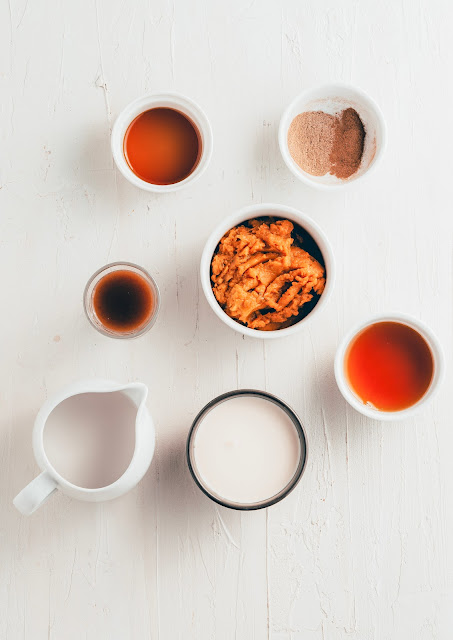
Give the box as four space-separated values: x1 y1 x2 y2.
335 313 444 420
124 107 201 185
84 263 160 339
111 93 213 193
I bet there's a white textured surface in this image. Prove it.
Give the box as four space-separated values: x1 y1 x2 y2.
1 0 452 638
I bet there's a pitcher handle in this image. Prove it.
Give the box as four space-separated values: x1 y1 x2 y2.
13 471 58 515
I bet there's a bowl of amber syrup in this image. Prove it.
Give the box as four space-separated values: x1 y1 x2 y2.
335 313 445 420
111 92 213 193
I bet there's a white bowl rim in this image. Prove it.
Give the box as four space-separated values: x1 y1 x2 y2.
200 203 335 339
278 82 387 191
111 91 213 193
334 312 445 421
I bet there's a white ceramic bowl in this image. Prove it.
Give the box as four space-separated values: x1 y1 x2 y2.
111 92 213 193
334 313 445 421
279 83 387 190
200 203 335 339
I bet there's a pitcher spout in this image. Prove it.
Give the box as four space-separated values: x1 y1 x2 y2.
121 382 148 407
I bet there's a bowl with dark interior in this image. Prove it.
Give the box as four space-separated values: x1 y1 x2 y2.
200 203 335 339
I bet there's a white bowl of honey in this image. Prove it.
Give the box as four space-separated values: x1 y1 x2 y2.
335 313 445 421
111 92 213 193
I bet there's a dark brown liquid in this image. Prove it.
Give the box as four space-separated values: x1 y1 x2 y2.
93 270 154 333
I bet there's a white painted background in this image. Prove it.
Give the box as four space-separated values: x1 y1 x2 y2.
1 0 452 638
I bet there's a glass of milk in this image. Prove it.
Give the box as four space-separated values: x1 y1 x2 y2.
186 390 307 510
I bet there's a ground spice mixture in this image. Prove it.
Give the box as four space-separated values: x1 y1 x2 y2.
288 107 365 179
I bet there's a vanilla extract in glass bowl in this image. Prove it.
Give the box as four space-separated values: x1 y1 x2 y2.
84 263 160 339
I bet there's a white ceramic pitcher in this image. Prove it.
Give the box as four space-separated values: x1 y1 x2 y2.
13 379 155 515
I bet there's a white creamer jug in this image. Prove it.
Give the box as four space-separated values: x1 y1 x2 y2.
13 379 155 515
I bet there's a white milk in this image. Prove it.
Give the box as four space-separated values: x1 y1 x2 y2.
192 395 302 504
43 392 137 489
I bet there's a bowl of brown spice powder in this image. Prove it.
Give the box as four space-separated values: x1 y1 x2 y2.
279 83 386 189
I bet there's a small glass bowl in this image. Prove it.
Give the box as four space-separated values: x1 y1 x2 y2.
186 389 308 511
83 262 160 339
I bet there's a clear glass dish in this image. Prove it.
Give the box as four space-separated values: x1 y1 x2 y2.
83 262 160 339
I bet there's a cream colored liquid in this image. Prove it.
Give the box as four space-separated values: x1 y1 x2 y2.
43 392 136 489
193 396 302 505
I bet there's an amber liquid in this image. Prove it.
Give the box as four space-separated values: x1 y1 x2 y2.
346 321 434 411
93 270 154 333
124 107 201 185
